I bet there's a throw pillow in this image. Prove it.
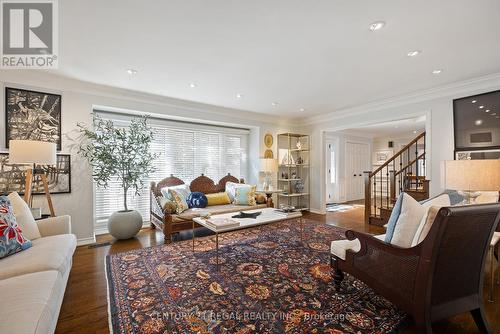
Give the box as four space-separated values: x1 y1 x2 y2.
234 186 257 206
157 196 177 214
225 182 252 202
161 184 191 201
411 206 442 246
384 193 426 247
7 192 41 240
169 189 189 214
0 196 32 259
186 192 208 208
206 192 231 206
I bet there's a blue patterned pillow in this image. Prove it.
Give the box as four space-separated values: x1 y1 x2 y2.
186 192 208 208
0 196 32 259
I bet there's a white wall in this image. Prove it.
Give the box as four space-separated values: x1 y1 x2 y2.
299 74 500 213
0 71 294 244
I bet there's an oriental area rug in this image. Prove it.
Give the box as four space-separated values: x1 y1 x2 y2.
105 219 407 334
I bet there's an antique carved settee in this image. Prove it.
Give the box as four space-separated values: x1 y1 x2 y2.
150 174 267 241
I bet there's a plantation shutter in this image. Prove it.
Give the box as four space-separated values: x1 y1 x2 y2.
93 112 249 234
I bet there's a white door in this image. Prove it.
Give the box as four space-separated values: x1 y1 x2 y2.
326 141 335 203
345 142 370 201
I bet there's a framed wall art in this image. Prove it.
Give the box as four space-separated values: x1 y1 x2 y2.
0 153 71 195
5 87 62 150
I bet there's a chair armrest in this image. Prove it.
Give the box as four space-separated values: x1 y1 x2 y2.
36 215 72 237
345 230 420 257
151 190 165 218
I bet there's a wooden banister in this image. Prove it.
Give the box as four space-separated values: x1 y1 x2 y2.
365 131 427 225
370 132 425 176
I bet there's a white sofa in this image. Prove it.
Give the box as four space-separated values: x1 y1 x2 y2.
0 215 76 334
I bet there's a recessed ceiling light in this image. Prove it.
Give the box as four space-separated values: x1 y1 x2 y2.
126 69 138 75
475 119 483 126
299 108 305 112
485 109 490 113
413 130 417 134
236 93 243 99
369 21 385 31
189 83 197 88
271 102 278 107
492 113 497 116
432 69 442 74
472 100 477 103
479 105 484 109
407 50 421 57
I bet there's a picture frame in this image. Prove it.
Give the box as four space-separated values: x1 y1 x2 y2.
5 87 62 150
373 149 393 165
0 153 71 195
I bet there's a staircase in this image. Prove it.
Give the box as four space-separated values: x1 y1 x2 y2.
364 132 429 226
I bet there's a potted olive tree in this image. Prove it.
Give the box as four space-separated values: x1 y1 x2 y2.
78 114 157 239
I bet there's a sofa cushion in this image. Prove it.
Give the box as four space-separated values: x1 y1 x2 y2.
385 193 427 247
170 189 189 214
187 192 208 208
206 192 231 206
0 196 32 259
0 234 76 281
411 206 441 246
172 204 267 223
7 192 41 240
225 182 253 202
234 186 257 206
160 184 190 201
0 270 65 334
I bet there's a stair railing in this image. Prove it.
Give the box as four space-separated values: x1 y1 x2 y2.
364 132 426 223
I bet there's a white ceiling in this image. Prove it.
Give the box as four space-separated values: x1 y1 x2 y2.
57 0 500 119
334 116 427 139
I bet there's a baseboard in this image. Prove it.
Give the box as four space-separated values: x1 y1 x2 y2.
94 222 151 236
77 236 96 246
309 208 326 215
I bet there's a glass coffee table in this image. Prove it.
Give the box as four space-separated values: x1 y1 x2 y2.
192 208 302 269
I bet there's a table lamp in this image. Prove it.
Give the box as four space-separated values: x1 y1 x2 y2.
260 158 278 191
442 159 500 204
9 140 57 216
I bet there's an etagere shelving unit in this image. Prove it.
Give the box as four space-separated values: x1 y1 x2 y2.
277 133 310 211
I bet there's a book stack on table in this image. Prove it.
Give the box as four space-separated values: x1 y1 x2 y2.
206 218 240 230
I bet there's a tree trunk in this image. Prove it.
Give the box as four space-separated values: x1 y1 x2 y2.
123 187 128 211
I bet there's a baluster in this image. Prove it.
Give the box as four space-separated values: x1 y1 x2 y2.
415 141 419 191
374 172 377 210
386 165 389 208
379 172 382 211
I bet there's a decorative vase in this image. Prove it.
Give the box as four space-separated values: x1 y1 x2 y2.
294 180 304 194
108 210 143 240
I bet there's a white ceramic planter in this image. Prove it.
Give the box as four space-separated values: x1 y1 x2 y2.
108 210 143 240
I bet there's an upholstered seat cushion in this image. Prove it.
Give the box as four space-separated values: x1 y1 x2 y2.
492 232 500 247
0 234 76 281
0 270 65 334
331 234 385 260
172 204 267 223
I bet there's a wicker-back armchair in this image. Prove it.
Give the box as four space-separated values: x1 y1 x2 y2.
331 203 500 333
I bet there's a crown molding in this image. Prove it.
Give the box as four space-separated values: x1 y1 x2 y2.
0 70 294 127
298 72 500 126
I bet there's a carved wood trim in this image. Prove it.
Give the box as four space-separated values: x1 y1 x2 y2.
153 175 185 196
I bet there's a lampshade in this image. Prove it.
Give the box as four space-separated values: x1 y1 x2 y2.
9 140 57 165
260 158 278 173
441 159 500 191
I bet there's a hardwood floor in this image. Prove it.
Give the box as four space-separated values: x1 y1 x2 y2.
56 208 500 334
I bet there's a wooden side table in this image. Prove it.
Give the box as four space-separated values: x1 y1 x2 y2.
256 189 283 208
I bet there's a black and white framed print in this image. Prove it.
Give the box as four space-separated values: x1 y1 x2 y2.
5 87 62 150
0 153 71 195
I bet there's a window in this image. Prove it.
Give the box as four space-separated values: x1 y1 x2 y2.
94 112 249 233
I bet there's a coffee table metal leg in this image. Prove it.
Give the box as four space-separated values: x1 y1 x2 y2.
192 220 195 252
216 232 219 270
